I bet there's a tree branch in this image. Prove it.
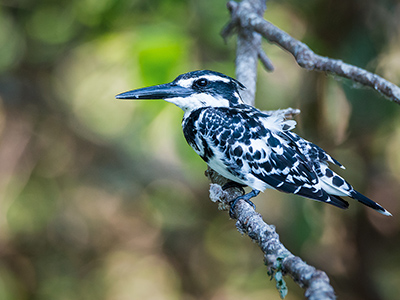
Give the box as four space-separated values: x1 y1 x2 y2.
229 0 266 105
206 168 336 300
223 0 400 104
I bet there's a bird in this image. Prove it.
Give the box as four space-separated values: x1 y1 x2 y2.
116 70 391 217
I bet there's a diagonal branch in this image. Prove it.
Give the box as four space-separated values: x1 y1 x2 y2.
206 168 336 300
223 0 400 104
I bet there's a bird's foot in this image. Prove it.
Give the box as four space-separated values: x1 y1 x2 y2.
229 189 260 218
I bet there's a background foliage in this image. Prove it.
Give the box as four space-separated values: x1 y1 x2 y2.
0 0 400 299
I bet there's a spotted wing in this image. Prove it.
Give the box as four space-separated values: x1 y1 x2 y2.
244 130 349 208
185 106 348 209
284 131 344 168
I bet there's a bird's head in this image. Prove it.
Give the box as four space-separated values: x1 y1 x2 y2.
116 70 246 114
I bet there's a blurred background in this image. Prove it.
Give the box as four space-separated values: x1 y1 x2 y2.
0 0 400 299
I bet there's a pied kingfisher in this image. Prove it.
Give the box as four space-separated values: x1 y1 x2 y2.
116 70 391 216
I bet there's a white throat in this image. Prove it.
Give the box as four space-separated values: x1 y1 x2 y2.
165 93 230 115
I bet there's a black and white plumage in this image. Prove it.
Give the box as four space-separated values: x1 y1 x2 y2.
116 70 391 216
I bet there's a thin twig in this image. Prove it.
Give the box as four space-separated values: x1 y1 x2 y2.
258 47 275 72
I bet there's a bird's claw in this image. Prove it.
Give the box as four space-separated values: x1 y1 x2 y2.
229 189 260 218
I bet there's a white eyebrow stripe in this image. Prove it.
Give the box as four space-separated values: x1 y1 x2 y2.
176 75 231 88
177 78 195 88
201 75 230 83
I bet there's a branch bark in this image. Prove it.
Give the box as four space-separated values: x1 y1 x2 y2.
231 0 266 105
222 0 400 104
206 167 336 300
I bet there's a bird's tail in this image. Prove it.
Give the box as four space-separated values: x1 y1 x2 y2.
350 190 392 216
292 185 350 210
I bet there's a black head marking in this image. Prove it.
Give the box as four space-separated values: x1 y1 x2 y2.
174 70 246 105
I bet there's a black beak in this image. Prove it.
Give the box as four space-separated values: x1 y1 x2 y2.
116 82 192 100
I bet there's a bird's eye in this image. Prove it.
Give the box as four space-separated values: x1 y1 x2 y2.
194 78 209 87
